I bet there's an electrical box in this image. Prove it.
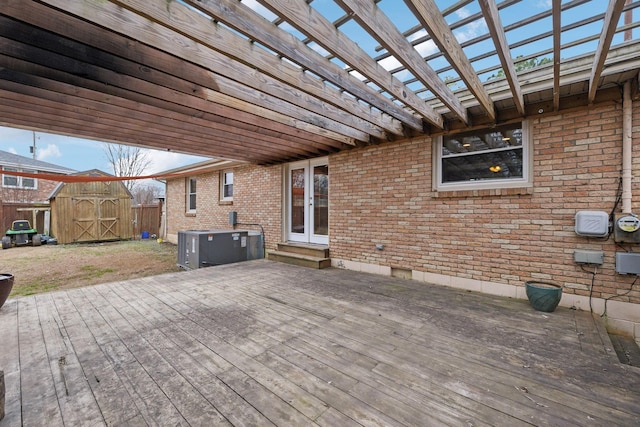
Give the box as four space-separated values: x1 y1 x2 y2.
613 214 640 243
575 211 609 238
616 252 640 275
573 250 604 265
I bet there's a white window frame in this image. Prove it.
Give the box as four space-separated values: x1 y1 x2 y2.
433 121 533 192
2 167 38 190
220 170 233 202
186 177 197 213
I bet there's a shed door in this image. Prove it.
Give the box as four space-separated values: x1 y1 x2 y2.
98 198 120 240
72 198 98 242
72 197 121 242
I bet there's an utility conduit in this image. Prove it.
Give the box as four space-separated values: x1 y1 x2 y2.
622 79 633 214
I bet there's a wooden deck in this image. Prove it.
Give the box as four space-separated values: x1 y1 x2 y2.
0 260 639 426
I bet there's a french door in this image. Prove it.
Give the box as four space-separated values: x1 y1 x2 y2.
287 158 328 245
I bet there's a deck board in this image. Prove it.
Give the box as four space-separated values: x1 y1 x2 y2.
1 260 639 426
18 297 64 426
0 301 21 427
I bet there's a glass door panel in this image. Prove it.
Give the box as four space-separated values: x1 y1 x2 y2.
290 167 306 235
287 159 328 245
311 164 328 241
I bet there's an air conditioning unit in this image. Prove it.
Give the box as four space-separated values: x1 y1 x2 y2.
177 229 263 269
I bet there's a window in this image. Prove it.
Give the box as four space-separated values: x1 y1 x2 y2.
3 167 37 189
434 121 531 191
220 170 233 201
187 177 197 212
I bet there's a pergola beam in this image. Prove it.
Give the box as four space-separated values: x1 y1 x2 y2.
254 0 444 128
552 0 562 111
30 0 360 146
477 0 524 116
337 0 470 125
0 0 635 163
183 0 424 132
589 0 627 103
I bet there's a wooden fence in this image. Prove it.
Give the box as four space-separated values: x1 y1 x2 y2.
0 200 162 239
131 202 162 239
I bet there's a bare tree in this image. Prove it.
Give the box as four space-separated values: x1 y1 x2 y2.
103 143 151 193
132 183 162 205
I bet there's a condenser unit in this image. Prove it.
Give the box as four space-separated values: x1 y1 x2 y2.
177 229 263 270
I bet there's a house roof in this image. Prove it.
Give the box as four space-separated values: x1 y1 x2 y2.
0 149 76 174
157 159 247 179
0 1 638 164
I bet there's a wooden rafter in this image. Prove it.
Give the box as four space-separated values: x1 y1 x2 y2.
96 0 393 141
31 0 361 147
552 0 562 111
0 74 325 162
477 0 524 116
254 0 444 129
336 0 469 125
0 42 341 158
589 0 627 103
403 0 590 94
0 0 637 163
404 0 493 122
182 0 423 133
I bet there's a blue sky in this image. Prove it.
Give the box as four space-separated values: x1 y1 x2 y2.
0 126 208 175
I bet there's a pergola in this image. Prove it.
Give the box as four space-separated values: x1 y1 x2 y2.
0 0 639 164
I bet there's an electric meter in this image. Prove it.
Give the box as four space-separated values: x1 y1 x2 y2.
613 214 640 243
617 215 640 233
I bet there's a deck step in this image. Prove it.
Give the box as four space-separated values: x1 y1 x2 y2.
269 243 330 269
276 242 330 258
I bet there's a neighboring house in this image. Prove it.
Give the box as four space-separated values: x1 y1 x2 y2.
163 101 640 341
0 149 75 203
48 170 133 244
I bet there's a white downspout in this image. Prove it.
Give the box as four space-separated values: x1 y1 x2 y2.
622 80 633 214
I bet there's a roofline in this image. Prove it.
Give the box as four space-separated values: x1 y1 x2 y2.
1 162 76 175
156 159 246 176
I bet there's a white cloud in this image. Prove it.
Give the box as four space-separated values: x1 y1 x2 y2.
415 39 438 57
537 0 552 8
378 55 403 72
308 42 330 57
348 69 366 81
392 69 413 83
455 7 471 19
7 147 17 154
144 149 208 174
453 17 487 44
442 7 487 45
36 144 62 161
408 29 427 43
239 0 277 20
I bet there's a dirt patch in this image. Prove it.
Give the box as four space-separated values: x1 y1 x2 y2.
0 240 182 297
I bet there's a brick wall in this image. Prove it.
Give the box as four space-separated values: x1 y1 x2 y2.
165 164 282 250
329 101 640 304
163 101 639 306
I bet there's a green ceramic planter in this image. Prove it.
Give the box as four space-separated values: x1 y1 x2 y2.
0 274 14 310
525 281 562 312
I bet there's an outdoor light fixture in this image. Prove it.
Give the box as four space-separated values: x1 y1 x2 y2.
489 165 502 173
